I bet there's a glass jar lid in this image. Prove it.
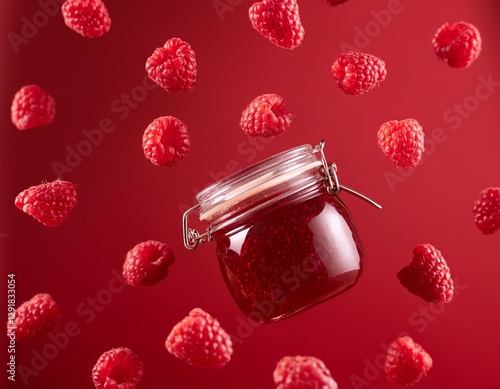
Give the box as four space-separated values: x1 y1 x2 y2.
183 140 382 250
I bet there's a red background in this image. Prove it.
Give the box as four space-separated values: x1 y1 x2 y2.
1 1 499 388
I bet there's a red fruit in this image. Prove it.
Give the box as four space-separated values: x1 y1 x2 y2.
249 0 305 50
240 94 292 137
122 240 175 286
397 244 454 303
165 308 233 369
273 356 338 389
142 116 191 167
15 180 78 227
145 37 197 92
91 347 143 389
472 187 500 235
377 118 425 168
11 85 55 130
62 0 111 38
323 0 348 5
433 21 481 69
7 293 61 341
385 336 432 385
332 51 387 95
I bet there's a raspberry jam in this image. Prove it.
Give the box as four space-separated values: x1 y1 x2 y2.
183 142 379 323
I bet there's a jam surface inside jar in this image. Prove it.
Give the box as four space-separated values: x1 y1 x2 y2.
214 190 365 323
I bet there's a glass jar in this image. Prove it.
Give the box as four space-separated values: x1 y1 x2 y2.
182 141 380 323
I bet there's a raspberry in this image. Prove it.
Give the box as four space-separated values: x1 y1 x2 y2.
15 179 78 227
331 51 387 95
432 21 482 69
62 0 111 38
249 0 305 50
377 118 425 168
7 293 61 341
273 356 338 389
145 37 197 92
323 0 348 5
240 94 292 137
384 336 432 385
142 116 191 167
11 85 55 130
91 347 143 389
397 244 454 303
122 240 175 286
472 187 500 235
165 308 233 369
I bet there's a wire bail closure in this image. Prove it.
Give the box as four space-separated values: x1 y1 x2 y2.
314 140 382 209
182 140 382 250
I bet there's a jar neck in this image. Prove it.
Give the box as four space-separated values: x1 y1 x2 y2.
212 177 328 238
196 144 327 234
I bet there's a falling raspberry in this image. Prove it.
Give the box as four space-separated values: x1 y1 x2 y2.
385 336 432 385
146 37 197 92
249 0 305 50
165 308 233 369
11 85 55 130
273 356 338 389
15 179 78 227
433 21 482 69
240 94 292 137
122 240 175 286
61 0 111 38
7 293 61 341
142 116 191 167
472 187 500 235
332 51 387 95
397 244 454 303
377 118 425 168
91 347 143 389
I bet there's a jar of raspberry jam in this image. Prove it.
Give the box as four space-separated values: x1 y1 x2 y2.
183 141 380 323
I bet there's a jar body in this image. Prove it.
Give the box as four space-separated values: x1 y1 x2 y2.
214 189 365 323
